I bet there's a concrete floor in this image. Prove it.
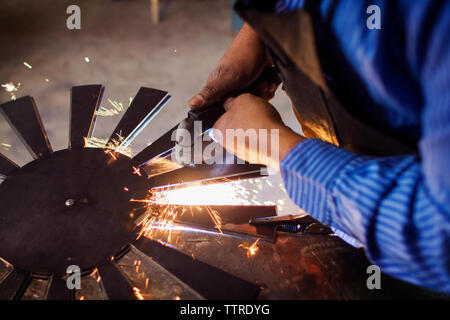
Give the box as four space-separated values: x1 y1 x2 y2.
0 0 303 214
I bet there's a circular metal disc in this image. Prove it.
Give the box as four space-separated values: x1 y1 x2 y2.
0 148 148 274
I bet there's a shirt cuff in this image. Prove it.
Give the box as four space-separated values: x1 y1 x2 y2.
279 138 359 226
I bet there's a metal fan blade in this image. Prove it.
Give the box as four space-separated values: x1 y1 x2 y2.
132 123 179 167
149 163 266 190
116 245 204 300
135 238 259 299
0 96 52 159
149 205 278 240
46 274 72 300
73 269 108 300
108 87 171 154
164 205 277 227
0 270 30 300
21 274 52 300
0 153 19 176
98 258 137 300
69 85 104 149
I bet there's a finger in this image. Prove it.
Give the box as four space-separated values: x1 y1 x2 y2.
189 76 236 110
212 118 235 156
222 93 239 111
222 92 257 111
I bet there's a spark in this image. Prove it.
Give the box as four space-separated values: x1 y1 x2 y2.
90 268 101 283
0 143 11 151
2 83 17 92
0 257 11 269
108 151 117 160
83 134 135 158
135 202 180 243
132 166 142 176
135 260 141 273
150 176 298 214
130 177 282 242
79 296 85 300
44 78 50 82
83 136 108 149
150 179 259 206
2 82 21 100
124 187 129 192
129 164 291 244
84 57 90 63
96 99 125 117
23 62 32 69
133 287 144 300
143 156 183 178
145 278 149 288
175 296 181 300
133 186 225 243
130 199 153 203
238 238 260 258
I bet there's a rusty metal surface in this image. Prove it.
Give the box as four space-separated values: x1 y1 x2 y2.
135 237 260 299
0 269 29 300
153 229 442 299
21 275 51 300
116 245 204 300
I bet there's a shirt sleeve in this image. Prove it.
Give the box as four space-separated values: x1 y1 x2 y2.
278 0 450 294
280 138 450 294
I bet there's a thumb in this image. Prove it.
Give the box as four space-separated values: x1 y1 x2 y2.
189 76 236 109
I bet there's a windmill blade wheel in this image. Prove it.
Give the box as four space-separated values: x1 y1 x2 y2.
0 85 268 300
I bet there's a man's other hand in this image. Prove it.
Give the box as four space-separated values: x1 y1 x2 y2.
213 93 304 170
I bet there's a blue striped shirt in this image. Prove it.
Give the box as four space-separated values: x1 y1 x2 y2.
271 0 450 293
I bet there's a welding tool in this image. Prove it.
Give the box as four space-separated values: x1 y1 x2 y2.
131 66 280 170
174 66 280 150
175 101 225 148
249 214 333 236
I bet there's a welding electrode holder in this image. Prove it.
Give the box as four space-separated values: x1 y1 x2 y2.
187 101 226 132
175 102 226 148
249 214 333 235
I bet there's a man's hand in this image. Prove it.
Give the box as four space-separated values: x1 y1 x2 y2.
213 93 304 170
189 23 271 109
